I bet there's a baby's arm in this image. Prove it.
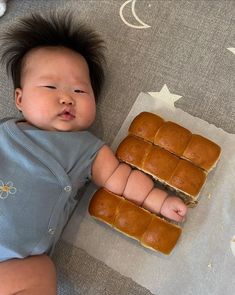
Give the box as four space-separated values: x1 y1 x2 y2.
92 145 187 222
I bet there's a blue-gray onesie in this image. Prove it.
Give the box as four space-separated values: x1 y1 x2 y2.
0 119 104 262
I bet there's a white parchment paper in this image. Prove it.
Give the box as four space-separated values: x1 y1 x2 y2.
62 93 235 295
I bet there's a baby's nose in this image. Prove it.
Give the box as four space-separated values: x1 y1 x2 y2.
59 95 74 105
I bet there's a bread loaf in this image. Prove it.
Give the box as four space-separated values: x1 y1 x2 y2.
89 112 221 254
129 112 221 172
116 135 206 205
89 188 182 255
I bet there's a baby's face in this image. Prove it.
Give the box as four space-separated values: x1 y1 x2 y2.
15 46 96 131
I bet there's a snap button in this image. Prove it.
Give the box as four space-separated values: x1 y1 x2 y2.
64 186 72 192
48 228 55 235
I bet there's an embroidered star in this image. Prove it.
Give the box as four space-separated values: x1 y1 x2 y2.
148 84 182 108
227 48 235 55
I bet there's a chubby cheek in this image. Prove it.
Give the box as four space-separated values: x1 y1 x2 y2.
22 100 52 123
79 99 96 127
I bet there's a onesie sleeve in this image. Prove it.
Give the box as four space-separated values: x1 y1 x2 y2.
83 132 105 181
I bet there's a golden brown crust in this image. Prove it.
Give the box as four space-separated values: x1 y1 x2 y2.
116 135 207 200
182 134 221 171
141 216 181 255
143 145 179 181
128 112 221 172
129 112 164 142
168 160 206 197
114 199 152 240
154 121 192 156
88 189 123 224
116 135 152 168
89 188 182 255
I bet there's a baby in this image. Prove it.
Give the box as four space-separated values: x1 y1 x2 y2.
0 12 187 294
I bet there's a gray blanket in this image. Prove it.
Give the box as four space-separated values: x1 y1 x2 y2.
0 1 234 294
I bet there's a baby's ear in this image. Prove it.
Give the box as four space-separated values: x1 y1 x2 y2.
15 88 23 111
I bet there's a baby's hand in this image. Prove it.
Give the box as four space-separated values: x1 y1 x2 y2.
160 196 187 222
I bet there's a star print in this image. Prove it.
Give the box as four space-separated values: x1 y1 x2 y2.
227 48 235 55
148 84 182 108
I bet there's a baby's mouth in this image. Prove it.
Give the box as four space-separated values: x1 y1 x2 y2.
58 109 76 120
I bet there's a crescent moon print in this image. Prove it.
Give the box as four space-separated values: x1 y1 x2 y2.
119 0 151 29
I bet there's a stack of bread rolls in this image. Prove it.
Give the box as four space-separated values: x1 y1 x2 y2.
117 112 221 205
89 112 221 254
89 188 182 255
128 112 221 172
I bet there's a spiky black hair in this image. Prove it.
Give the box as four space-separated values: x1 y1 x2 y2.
0 11 106 100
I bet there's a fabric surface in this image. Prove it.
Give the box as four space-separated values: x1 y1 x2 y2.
53 240 153 295
0 119 103 261
0 0 234 294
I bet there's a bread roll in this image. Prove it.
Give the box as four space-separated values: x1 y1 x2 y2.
89 188 182 255
129 112 164 142
154 121 192 156
128 112 221 172
116 135 206 204
182 134 221 171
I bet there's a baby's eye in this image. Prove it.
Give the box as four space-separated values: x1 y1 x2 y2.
44 85 56 89
74 89 85 93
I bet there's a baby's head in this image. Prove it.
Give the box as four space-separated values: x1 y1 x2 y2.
1 12 105 131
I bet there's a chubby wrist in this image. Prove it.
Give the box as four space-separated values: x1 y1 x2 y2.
142 188 168 214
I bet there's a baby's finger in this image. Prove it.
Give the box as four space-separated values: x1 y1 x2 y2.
178 206 187 217
173 212 185 223
163 209 184 222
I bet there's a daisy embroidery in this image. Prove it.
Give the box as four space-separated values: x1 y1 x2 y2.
0 180 17 200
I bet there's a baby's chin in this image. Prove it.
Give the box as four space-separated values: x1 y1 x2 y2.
51 124 84 132
54 127 83 132
51 118 93 132
24 118 90 132
25 122 81 132
52 123 90 132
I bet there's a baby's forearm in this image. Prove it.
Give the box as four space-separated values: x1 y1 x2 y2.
104 163 167 214
91 146 186 221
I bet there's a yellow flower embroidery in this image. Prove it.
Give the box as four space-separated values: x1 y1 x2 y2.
0 180 17 199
